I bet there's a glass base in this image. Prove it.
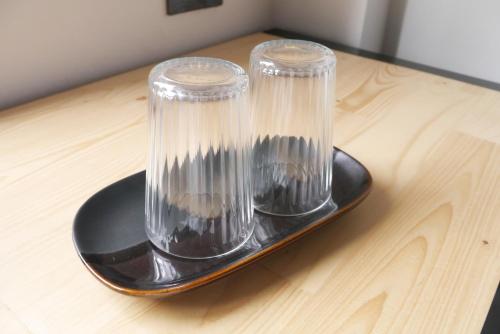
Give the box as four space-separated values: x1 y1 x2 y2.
146 222 255 260
254 194 332 217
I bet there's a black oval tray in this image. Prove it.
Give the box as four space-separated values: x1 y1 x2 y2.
73 147 372 297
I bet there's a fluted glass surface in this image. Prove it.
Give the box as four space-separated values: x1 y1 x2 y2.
146 57 253 259
250 40 336 216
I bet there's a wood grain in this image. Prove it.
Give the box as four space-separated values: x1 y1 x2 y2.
0 33 499 333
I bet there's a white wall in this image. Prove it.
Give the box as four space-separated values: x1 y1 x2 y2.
0 0 272 110
397 0 500 84
271 0 500 84
272 0 370 48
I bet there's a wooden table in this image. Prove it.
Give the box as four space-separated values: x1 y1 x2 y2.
1 33 499 333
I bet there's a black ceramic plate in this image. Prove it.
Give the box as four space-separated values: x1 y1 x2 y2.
73 147 372 297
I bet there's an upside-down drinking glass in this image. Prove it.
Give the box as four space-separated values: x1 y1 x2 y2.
146 57 254 259
250 39 336 216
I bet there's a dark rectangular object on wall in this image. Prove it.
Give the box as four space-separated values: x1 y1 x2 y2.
167 0 222 15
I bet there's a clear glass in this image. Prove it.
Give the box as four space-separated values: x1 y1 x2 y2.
146 57 254 259
250 40 336 216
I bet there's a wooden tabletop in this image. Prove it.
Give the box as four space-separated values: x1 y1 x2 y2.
1 33 499 333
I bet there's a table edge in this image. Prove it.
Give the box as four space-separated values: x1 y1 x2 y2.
266 28 500 92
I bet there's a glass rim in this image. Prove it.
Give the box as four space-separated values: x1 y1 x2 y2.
250 39 336 77
149 57 248 102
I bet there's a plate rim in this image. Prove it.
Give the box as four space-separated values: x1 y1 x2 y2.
73 147 372 297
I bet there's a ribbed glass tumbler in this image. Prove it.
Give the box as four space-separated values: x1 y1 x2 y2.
250 40 336 216
146 57 254 259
